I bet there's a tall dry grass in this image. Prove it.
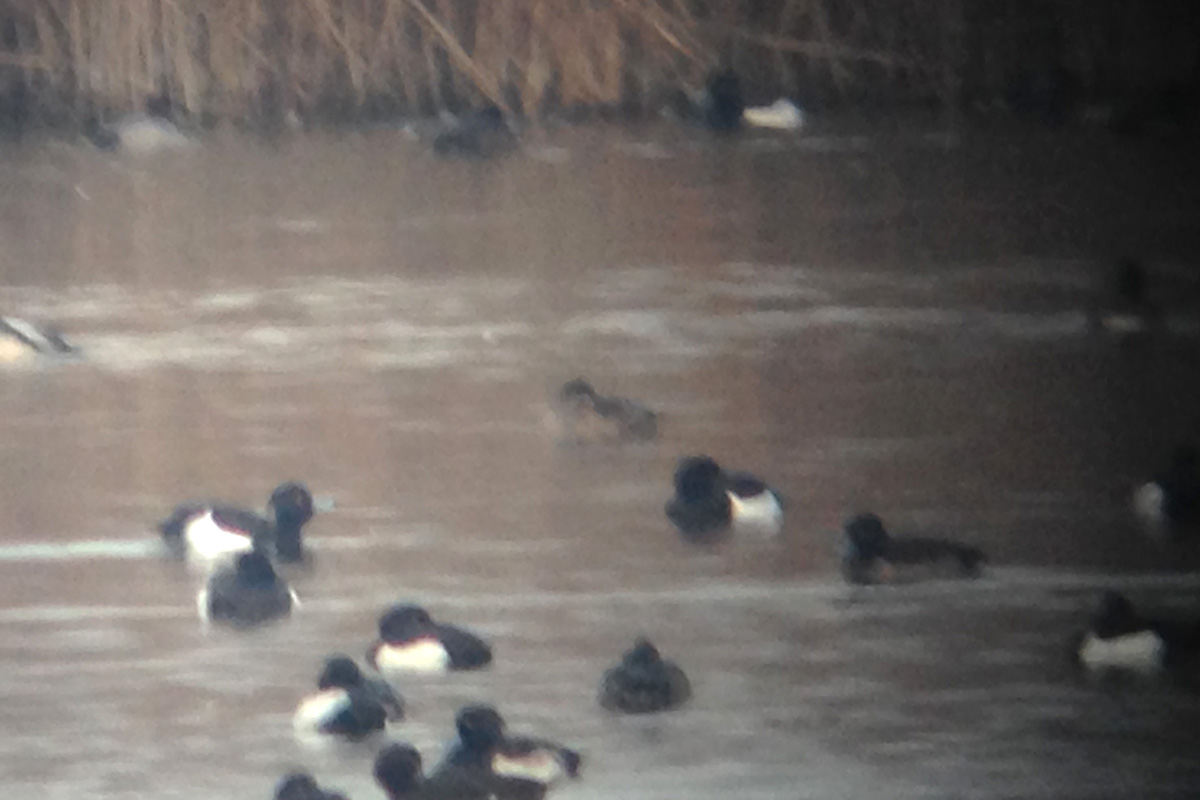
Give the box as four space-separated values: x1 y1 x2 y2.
0 0 965 126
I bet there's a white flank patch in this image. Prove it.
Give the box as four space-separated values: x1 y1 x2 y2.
1100 313 1145 335
0 336 36 364
184 511 253 573
374 638 451 674
292 688 350 734
493 750 565 784
743 99 805 130
1132 482 1165 527
728 491 783 535
1079 630 1165 671
117 117 194 155
195 587 210 630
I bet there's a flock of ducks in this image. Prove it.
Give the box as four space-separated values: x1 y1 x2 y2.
74 69 805 162
3 254 1197 797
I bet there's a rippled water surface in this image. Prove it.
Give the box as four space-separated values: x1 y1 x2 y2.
2 122 1200 799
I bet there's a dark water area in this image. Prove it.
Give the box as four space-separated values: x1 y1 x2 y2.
1 119 1200 799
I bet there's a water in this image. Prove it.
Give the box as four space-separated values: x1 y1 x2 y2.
1 121 1199 799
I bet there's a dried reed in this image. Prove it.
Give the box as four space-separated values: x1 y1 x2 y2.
0 0 967 127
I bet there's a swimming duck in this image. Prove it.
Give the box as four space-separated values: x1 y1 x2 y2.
1088 257 1158 336
274 771 350 800
598 637 691 714
374 742 494 800
742 99 805 130
0 316 78 364
430 705 581 799
841 512 985 585
158 481 314 572
83 96 193 155
701 69 744 132
1071 590 1200 672
1133 444 1199 537
665 455 783 541
197 551 298 629
293 654 405 742
367 604 492 675
432 106 517 159
548 378 658 443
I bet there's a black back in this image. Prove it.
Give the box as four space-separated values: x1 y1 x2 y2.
205 552 293 627
0 316 77 354
436 622 494 670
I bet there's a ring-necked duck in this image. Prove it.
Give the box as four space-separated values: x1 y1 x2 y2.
83 96 193 155
197 551 298 629
1071 590 1200 672
159 481 314 572
598 637 691 714
1133 444 1199 536
1088 257 1159 337
274 771 350 800
367 604 492 675
432 106 517 159
0 316 78 364
293 654 405 742
665 455 783 540
374 742 494 800
548 378 658 443
841 512 985 585
430 705 581 799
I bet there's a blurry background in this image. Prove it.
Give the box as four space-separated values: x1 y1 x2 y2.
1 1 1200 799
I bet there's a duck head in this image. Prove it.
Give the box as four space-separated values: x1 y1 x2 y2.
843 513 891 562
624 637 662 667
673 456 723 501
378 604 437 642
1091 590 1140 637
269 482 313 560
1114 257 1146 304
373 743 424 797
455 704 507 751
317 655 365 691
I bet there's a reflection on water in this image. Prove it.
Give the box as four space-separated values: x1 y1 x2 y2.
1 124 1200 799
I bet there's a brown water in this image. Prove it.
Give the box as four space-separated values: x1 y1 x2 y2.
1 120 1200 800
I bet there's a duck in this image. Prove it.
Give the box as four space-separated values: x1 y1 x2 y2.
664 455 783 541
430 705 581 800
83 95 193 155
1088 257 1159 337
374 742 495 800
548 378 658 443
367 604 492 675
158 481 314 572
1071 590 1200 672
197 551 298 629
274 771 350 800
293 654 405 742
598 637 691 714
0 316 78 364
841 512 985 585
432 106 517 159
1133 444 1199 537
742 99 805 130
700 68 744 132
